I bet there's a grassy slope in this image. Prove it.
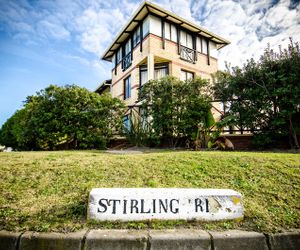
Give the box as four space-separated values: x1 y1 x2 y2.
0 150 299 233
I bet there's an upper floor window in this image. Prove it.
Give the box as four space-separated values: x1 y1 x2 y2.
165 22 171 40
122 39 132 71
143 16 150 38
181 70 194 81
180 30 193 49
117 48 122 64
202 38 208 55
125 39 131 55
133 27 140 47
124 75 131 100
171 24 177 42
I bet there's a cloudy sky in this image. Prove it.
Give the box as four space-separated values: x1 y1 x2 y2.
0 0 299 126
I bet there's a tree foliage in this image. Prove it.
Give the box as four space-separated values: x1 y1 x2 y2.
138 76 212 147
213 39 300 148
0 85 125 150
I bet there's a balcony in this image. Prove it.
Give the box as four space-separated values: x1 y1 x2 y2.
122 52 132 71
180 45 196 64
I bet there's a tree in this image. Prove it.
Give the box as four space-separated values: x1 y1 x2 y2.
138 76 212 147
213 39 300 148
0 85 125 150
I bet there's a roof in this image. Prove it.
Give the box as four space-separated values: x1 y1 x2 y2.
102 1 230 61
95 79 112 94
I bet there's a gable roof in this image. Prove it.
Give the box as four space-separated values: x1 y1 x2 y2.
102 1 230 61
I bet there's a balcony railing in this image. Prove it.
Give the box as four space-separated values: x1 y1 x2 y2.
122 52 132 71
180 45 196 64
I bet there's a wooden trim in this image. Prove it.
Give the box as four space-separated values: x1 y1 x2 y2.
140 23 143 52
114 54 117 75
207 39 210 65
162 18 165 49
176 25 180 54
193 34 197 62
130 33 134 60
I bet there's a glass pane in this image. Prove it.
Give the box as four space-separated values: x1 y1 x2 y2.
165 22 170 40
187 72 193 80
125 39 131 54
140 70 148 86
123 115 131 131
196 36 201 53
180 30 187 46
171 24 177 42
143 16 149 38
187 33 193 49
202 38 208 54
154 68 168 79
133 28 140 47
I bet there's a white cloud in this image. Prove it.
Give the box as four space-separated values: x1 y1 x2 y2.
0 0 299 71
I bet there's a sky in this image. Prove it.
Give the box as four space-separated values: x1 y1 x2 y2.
0 0 299 127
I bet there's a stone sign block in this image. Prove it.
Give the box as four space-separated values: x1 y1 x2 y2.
88 188 243 221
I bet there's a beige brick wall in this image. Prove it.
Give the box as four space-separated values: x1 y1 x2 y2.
111 34 219 108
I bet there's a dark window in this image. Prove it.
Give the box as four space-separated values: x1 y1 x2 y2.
139 65 148 87
124 75 131 100
181 70 194 81
133 27 140 47
123 115 131 132
117 48 122 64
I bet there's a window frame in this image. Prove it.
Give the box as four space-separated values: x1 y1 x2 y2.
124 75 131 100
181 69 194 81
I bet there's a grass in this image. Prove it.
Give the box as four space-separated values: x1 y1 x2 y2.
0 150 299 233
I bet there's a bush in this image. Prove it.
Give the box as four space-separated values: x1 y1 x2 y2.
138 76 212 147
0 85 125 150
213 39 300 149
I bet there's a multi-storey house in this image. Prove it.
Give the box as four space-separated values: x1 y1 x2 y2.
96 1 230 125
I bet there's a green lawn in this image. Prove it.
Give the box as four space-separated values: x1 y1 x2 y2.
0 150 299 233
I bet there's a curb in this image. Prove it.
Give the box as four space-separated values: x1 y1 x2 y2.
0 229 299 250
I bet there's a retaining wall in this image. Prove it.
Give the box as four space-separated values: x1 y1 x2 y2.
0 229 299 250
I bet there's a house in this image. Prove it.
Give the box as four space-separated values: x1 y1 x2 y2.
99 1 229 124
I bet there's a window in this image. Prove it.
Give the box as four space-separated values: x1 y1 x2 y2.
112 54 116 69
142 16 149 38
133 27 140 47
181 70 194 81
117 48 122 64
139 63 168 86
140 65 148 87
149 15 162 37
196 36 202 53
125 39 131 55
124 76 131 99
165 22 171 40
171 24 177 42
123 115 131 132
180 30 193 49
154 64 168 79
202 38 208 55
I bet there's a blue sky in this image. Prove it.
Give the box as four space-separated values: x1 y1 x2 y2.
0 0 299 127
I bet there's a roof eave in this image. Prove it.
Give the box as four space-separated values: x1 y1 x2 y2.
101 1 230 60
